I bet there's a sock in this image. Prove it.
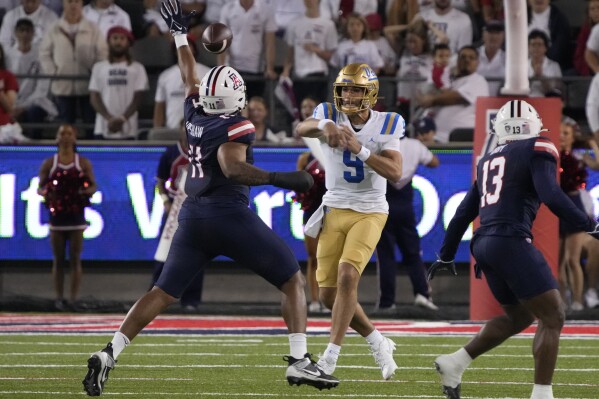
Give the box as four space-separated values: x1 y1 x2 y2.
110 331 130 359
531 384 553 399
365 329 384 348
288 333 307 359
453 347 473 369
323 343 341 363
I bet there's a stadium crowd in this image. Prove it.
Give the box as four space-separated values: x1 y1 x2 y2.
2 0 599 311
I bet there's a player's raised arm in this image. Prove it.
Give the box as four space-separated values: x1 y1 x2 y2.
160 0 200 96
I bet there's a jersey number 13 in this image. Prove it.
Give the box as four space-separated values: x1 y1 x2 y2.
480 156 505 207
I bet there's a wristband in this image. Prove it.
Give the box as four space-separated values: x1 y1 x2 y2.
317 119 333 130
356 146 371 162
174 34 189 48
160 193 170 203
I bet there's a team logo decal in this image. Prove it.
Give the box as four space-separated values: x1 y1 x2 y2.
229 72 243 90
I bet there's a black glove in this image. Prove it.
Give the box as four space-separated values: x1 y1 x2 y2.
589 222 599 240
160 0 193 36
427 259 457 281
269 171 314 193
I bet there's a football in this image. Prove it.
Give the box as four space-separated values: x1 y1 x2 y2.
201 22 233 54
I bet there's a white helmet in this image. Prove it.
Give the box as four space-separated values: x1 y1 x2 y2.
493 100 546 145
197 66 247 115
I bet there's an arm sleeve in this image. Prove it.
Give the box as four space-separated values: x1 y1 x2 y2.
439 181 480 261
531 155 595 232
587 75 599 134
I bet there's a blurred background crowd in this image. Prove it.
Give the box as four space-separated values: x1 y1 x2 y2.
0 0 597 145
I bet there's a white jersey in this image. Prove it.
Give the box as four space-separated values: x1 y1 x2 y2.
419 8 473 55
219 0 277 73
331 39 385 70
155 63 211 129
89 60 149 139
390 137 434 190
83 3 132 38
528 56 562 97
285 15 338 78
477 45 505 96
313 102 404 214
0 4 58 49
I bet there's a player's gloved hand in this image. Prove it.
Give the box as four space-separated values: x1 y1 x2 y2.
160 0 194 36
427 259 457 281
269 171 314 193
588 222 599 240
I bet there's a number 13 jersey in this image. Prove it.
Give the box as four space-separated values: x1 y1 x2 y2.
312 102 404 214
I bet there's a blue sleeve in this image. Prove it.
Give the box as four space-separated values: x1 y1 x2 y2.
439 182 480 261
531 155 595 232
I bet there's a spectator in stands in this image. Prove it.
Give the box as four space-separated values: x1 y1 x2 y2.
415 0 473 55
413 115 437 144
527 0 571 71
574 0 599 76
153 35 210 129
391 19 432 122
415 45 489 143
3 0 64 15
330 13 384 75
477 20 505 96
582 233 599 308
586 72 599 140
37 124 97 310
0 43 25 144
375 130 440 314
480 0 504 24
558 117 598 311
217 0 278 99
143 0 169 37
83 0 132 39
202 0 233 24
366 13 397 76
0 0 58 49
152 121 205 312
40 0 107 139
528 29 562 98
89 26 148 139
426 43 451 91
247 96 293 144
319 0 377 28
281 0 337 105
5 18 58 139
386 0 420 27
266 0 305 36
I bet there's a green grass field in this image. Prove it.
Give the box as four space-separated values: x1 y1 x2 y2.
1 333 598 398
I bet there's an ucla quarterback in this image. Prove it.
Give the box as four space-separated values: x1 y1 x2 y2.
296 63 404 381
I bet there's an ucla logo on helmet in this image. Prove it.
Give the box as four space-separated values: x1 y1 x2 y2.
229 72 243 90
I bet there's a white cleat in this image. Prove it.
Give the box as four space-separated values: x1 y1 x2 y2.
370 337 398 380
434 354 464 399
414 293 439 311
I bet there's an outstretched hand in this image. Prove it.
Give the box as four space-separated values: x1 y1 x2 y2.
160 0 194 36
426 259 457 281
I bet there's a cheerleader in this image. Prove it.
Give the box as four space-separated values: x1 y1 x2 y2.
38 124 97 310
559 117 599 311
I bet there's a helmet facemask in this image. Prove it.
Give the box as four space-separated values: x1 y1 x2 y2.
333 63 379 114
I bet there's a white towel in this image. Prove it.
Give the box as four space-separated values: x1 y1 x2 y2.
304 203 325 238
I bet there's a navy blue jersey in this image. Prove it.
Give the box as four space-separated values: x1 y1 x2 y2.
182 94 255 203
440 136 595 260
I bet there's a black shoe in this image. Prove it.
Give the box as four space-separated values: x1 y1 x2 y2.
284 353 339 390
83 343 116 396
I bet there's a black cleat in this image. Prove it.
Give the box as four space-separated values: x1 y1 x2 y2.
83 343 116 396
284 353 339 390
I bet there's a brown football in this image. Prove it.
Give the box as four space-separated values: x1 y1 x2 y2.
201 22 233 54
